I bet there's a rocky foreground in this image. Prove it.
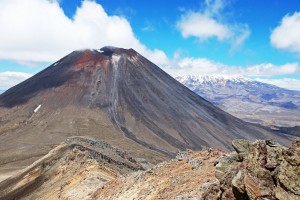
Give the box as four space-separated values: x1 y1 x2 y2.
0 137 299 200
94 138 300 200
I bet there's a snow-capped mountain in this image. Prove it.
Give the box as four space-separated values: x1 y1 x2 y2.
177 75 251 85
176 75 300 127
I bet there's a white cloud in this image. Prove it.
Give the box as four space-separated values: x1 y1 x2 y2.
271 12 300 54
176 0 250 48
230 25 251 53
164 57 300 78
142 26 155 32
255 78 300 91
0 72 32 90
166 57 226 76
0 0 168 66
142 21 155 32
204 0 225 17
177 12 230 41
245 63 300 76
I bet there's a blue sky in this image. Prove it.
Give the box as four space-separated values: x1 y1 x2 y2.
0 0 300 90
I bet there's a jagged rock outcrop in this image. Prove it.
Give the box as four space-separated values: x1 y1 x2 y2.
91 138 299 200
215 138 300 200
0 137 143 200
93 148 224 199
0 137 298 200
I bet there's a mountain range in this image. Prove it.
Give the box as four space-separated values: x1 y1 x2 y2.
176 75 300 127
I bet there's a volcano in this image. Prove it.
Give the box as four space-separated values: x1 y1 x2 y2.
0 47 291 174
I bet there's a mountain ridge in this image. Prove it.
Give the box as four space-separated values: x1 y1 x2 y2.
177 75 300 127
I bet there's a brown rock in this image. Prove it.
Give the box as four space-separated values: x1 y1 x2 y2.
231 170 248 200
232 139 250 160
248 140 267 170
283 138 300 166
221 188 235 200
214 139 300 200
277 138 300 197
215 151 239 180
244 172 261 200
265 141 284 170
201 180 221 200
275 186 300 200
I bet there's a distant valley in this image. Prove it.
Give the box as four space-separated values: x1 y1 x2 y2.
177 75 300 127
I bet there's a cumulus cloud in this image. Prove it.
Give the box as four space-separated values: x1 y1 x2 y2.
166 58 226 76
0 0 168 66
255 78 300 91
177 12 230 41
177 0 250 48
245 63 300 76
0 72 32 90
164 57 300 78
271 12 300 54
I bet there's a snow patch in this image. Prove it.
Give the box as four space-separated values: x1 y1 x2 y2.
34 104 42 113
176 75 251 86
95 49 104 53
112 55 121 64
111 55 121 71
128 56 139 64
